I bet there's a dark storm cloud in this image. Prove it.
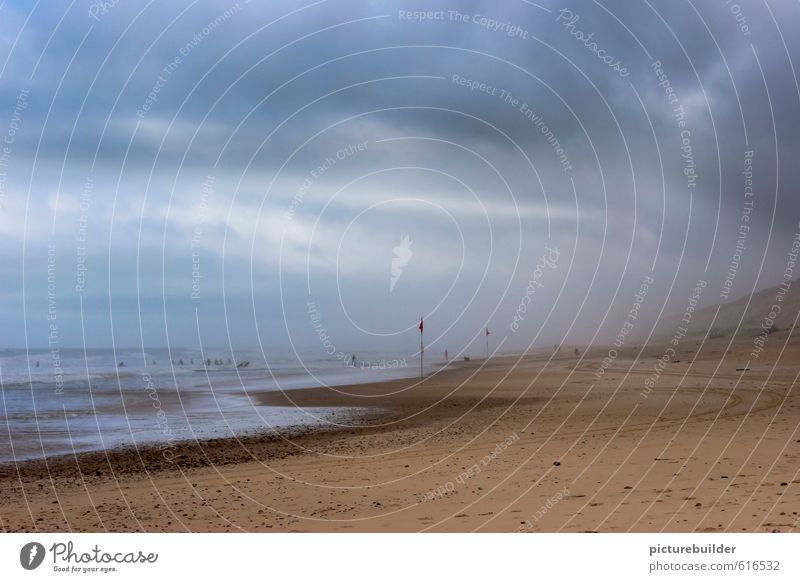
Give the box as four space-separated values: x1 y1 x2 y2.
0 0 798 352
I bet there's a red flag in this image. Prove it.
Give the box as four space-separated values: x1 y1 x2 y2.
419 317 424 333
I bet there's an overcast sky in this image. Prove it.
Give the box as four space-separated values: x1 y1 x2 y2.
0 0 798 357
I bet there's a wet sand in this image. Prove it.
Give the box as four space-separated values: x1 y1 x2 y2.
1 333 799 532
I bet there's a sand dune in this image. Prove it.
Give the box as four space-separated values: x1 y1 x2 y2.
652 279 800 340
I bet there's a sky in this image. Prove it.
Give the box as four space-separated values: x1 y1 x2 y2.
0 0 798 357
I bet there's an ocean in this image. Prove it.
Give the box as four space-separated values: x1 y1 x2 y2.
0 347 423 463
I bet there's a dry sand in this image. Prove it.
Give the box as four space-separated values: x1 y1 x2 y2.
1 333 799 532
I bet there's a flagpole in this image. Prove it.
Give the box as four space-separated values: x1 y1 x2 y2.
419 316 424 382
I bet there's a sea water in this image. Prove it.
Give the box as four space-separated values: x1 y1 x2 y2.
0 347 422 463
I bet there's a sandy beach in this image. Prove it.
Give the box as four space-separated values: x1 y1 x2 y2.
1 332 798 533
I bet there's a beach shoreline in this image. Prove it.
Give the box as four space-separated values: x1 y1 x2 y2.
0 357 520 481
1 336 798 533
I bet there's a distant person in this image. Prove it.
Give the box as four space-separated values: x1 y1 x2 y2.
36 360 40 368
178 359 184 365
574 348 579 356
351 354 357 367
118 361 125 367
190 358 194 365
445 349 448 362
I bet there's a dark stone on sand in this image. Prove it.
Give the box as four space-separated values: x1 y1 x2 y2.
553 461 561 466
